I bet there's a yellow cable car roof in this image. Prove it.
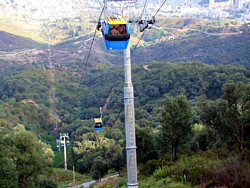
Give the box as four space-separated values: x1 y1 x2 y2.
106 15 127 25
94 118 102 123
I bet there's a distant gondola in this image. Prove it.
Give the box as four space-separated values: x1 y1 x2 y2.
101 15 130 50
94 118 104 131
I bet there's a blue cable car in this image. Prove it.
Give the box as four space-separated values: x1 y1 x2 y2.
66 140 70 146
94 118 104 131
101 15 130 50
60 140 65 147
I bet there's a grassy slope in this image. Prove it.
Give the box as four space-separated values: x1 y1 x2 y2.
0 18 46 43
46 168 91 188
0 30 45 51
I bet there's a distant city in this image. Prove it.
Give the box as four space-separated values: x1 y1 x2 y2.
0 0 250 22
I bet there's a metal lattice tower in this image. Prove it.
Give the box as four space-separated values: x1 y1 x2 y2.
60 133 69 170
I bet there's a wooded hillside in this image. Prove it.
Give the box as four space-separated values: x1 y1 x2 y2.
0 61 250 187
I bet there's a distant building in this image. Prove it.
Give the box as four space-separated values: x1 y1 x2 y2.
236 0 243 9
209 0 215 9
209 0 250 9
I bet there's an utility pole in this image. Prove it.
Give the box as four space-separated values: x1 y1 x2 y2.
124 41 138 188
73 166 75 186
60 133 69 170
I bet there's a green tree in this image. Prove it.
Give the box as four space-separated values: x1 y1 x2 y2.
0 129 18 188
8 125 54 188
91 156 108 182
222 81 250 153
200 82 250 154
136 126 158 163
161 95 193 161
105 141 125 175
199 99 227 143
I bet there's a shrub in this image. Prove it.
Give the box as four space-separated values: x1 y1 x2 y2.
143 159 168 175
214 157 250 187
153 166 168 180
167 182 191 188
38 177 58 188
151 152 250 187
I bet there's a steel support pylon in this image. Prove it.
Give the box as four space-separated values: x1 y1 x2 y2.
124 41 138 188
60 133 69 170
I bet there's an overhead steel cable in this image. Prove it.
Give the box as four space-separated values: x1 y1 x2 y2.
153 0 167 17
130 0 166 55
75 7 105 96
131 29 146 56
104 105 124 139
140 0 148 20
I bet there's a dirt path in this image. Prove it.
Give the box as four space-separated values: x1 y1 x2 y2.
70 173 119 188
143 64 150 71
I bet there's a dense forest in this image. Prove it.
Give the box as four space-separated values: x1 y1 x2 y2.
0 60 250 187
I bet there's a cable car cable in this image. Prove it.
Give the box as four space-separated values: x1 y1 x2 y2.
75 7 105 98
153 0 166 17
131 29 146 56
104 105 124 139
140 0 148 21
